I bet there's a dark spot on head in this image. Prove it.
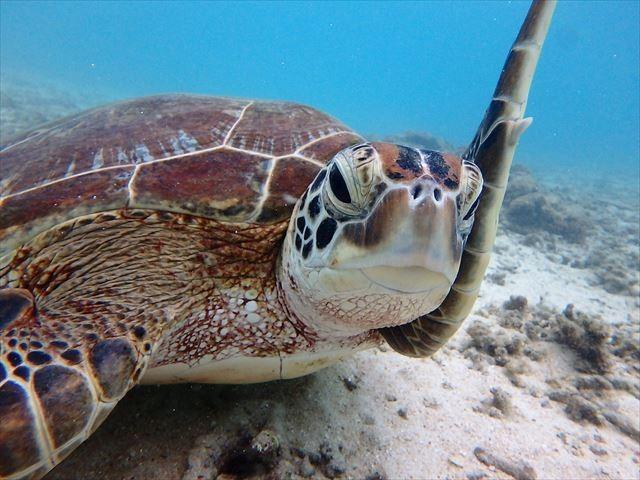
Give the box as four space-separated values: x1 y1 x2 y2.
425 151 449 179
143 342 151 352
296 216 306 233
316 218 338 249
0 288 34 330
19 331 28 338
396 146 423 175
387 171 405 180
14 366 30 381
352 144 375 162
7 352 22 367
50 341 68 349
444 178 458 189
310 169 327 192
299 191 307 209
302 241 313 259
133 326 146 339
303 226 311 240
0 362 5 381
295 234 302 251
85 333 98 342
29 341 43 349
8 339 17 348
27 351 52 366
19 343 27 351
61 349 82 365
308 195 321 219
433 188 442 201
329 165 351 203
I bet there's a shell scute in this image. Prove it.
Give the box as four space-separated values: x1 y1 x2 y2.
257 156 321 223
130 148 272 222
299 131 364 162
228 101 353 156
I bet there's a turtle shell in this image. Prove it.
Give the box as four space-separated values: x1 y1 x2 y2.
0 94 363 257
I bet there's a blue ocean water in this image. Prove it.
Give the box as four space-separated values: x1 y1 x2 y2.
1 1 638 186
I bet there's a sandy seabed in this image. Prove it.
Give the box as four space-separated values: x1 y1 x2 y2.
2 77 639 480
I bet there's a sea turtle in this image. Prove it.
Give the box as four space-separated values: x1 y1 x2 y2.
0 1 555 478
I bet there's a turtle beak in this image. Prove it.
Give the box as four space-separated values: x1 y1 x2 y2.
327 181 462 292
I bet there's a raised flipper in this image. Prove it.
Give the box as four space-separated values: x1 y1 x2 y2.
0 287 155 480
381 0 557 356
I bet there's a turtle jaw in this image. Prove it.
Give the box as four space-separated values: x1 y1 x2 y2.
360 266 451 295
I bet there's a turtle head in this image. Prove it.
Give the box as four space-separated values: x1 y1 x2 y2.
279 142 483 337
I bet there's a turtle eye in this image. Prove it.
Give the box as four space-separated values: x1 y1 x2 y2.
329 164 352 204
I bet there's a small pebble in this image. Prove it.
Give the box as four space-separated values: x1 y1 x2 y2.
589 445 608 456
466 472 488 480
503 295 528 311
299 457 315 477
342 376 358 391
362 414 376 425
385 393 397 402
365 472 386 480
308 451 322 465
397 407 408 419
423 396 441 408
291 447 305 459
448 455 465 468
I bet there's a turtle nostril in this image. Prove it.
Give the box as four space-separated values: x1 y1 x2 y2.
433 188 442 202
411 185 423 200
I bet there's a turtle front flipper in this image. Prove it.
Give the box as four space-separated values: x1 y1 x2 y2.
0 288 154 480
381 0 557 357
